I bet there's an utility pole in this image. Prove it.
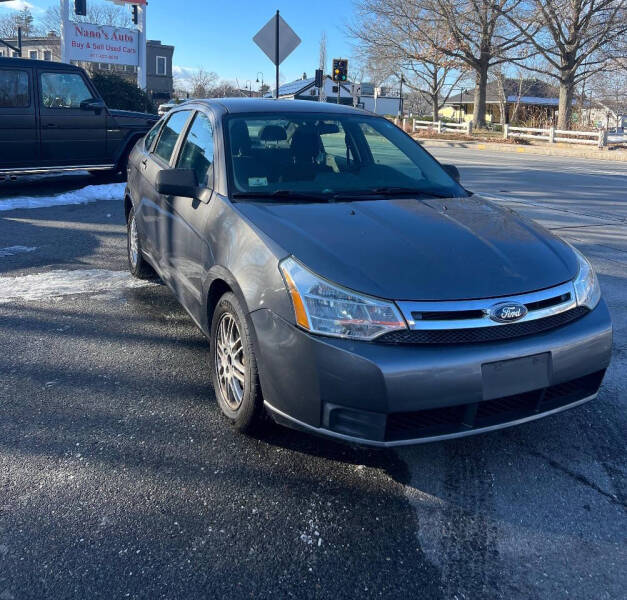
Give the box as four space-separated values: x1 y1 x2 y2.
60 0 69 63
398 75 404 118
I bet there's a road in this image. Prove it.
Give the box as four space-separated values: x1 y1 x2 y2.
0 151 625 600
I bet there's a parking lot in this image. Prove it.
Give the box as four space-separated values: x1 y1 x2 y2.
0 150 625 599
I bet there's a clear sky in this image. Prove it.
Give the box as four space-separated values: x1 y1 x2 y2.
1 0 357 89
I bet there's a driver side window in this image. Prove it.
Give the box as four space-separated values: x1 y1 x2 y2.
40 72 92 109
177 112 214 186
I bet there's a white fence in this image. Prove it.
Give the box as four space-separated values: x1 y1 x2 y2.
396 118 473 135
503 124 619 148
392 117 623 149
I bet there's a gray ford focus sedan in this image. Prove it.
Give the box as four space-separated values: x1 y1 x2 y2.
124 98 612 446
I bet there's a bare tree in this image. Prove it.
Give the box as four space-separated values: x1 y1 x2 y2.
189 68 219 98
351 0 527 128
492 67 538 125
587 66 627 129
350 1 466 122
0 7 37 38
207 81 241 98
39 1 131 36
498 0 627 129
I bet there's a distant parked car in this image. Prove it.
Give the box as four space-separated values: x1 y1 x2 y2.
0 57 158 178
124 98 612 446
158 102 176 116
158 99 186 116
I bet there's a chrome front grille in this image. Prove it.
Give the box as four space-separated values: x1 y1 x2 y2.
380 282 584 345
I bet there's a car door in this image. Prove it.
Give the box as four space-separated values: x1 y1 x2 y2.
135 109 194 274
158 110 216 318
0 66 38 170
38 69 108 166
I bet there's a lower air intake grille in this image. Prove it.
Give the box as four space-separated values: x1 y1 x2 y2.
378 306 589 345
384 370 605 442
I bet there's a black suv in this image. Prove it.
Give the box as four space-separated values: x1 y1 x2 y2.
0 57 158 178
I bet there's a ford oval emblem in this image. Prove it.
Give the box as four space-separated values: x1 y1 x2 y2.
489 302 528 323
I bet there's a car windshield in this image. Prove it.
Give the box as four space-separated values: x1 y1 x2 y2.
224 112 466 201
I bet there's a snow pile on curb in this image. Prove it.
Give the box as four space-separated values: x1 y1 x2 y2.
0 269 155 303
0 183 126 212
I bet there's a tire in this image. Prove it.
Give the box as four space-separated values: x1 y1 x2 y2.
210 292 263 432
126 207 154 279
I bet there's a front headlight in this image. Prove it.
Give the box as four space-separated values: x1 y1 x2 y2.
279 257 407 341
572 246 601 310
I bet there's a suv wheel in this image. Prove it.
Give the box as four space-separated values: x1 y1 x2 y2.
210 292 263 432
127 207 154 279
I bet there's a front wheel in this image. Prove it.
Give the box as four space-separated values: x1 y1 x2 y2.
210 292 263 432
126 207 154 279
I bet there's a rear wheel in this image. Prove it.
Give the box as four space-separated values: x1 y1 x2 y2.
210 292 263 432
126 207 154 279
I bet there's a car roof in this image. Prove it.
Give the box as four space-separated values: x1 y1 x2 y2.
0 56 84 71
184 97 370 117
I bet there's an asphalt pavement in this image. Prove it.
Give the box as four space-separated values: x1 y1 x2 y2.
0 153 625 599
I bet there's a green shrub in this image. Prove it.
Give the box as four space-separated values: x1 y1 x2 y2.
91 72 156 114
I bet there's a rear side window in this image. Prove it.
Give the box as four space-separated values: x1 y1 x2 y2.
177 112 214 185
153 111 191 163
40 72 92 109
144 121 162 151
0 70 29 107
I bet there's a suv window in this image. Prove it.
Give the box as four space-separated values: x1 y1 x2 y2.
0 70 29 107
40 72 92 109
177 112 214 185
153 111 191 163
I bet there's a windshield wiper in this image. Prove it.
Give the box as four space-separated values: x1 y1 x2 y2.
368 186 451 198
231 190 332 202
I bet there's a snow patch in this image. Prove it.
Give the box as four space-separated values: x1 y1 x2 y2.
0 246 37 257
0 183 125 212
0 269 155 303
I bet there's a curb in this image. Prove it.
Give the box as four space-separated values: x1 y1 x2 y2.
415 138 627 162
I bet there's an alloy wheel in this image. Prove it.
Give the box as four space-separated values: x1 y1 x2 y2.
215 313 246 410
129 215 139 268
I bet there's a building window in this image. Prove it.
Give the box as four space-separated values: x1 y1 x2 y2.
29 50 38 59
43 50 52 61
156 56 167 76
0 51 4 57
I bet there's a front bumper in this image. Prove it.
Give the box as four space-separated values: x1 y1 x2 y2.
251 300 612 446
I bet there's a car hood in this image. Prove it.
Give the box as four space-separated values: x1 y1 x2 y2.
235 195 578 301
109 108 158 127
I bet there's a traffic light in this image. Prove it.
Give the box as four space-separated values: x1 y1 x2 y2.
332 58 348 82
74 0 86 17
132 5 139 25
314 69 323 89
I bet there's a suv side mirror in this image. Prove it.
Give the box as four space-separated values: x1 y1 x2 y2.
442 163 461 183
155 168 197 197
80 98 106 113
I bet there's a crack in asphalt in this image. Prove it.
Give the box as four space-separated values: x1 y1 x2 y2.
517 445 625 509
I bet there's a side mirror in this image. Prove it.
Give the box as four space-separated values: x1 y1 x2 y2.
442 163 461 183
155 168 197 197
80 98 106 113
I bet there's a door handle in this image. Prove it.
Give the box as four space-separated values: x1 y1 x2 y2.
45 123 58 128
141 158 148 169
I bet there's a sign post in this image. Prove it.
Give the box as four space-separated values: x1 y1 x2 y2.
253 11 301 99
59 0 146 90
136 2 146 90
